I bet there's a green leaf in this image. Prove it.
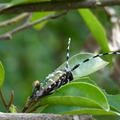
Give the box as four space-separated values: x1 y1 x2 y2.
9 105 17 113
78 9 110 52
71 77 96 86
41 105 120 115
30 12 54 30
105 93 120 113
72 78 120 113
73 78 120 112
57 53 108 78
40 82 109 111
0 62 5 88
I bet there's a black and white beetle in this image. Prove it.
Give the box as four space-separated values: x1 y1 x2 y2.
29 38 120 100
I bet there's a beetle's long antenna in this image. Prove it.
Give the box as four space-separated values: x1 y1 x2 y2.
66 38 71 69
71 52 120 71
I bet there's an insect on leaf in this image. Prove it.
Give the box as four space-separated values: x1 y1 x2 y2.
57 53 108 78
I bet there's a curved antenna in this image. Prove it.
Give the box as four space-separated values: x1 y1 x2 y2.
66 38 71 69
71 52 120 71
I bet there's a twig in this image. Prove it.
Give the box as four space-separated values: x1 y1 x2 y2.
0 89 7 108
0 10 68 40
8 91 14 108
0 90 16 112
0 13 30 27
0 0 120 14
0 4 8 11
25 13 33 24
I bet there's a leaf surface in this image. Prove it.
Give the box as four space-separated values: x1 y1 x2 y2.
0 62 5 88
57 53 108 78
78 9 110 52
40 82 109 112
41 105 120 115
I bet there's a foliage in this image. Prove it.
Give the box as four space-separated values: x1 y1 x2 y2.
0 62 4 88
0 0 120 120
78 9 110 52
1 52 120 115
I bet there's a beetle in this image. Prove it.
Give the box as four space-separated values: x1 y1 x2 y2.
22 38 120 112
30 38 120 99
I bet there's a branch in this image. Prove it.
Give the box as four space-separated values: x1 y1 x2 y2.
0 113 94 120
0 11 68 40
0 13 30 27
0 0 120 14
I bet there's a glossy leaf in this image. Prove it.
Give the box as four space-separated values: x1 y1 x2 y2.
78 9 110 52
0 62 5 88
40 82 109 111
105 92 120 113
73 78 120 113
71 77 96 85
41 105 120 115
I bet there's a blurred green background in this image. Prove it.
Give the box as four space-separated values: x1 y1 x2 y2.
0 1 120 119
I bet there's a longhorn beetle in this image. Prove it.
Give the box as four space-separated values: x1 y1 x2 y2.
23 38 120 112
29 38 120 99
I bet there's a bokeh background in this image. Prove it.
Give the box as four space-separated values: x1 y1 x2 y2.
0 1 120 119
